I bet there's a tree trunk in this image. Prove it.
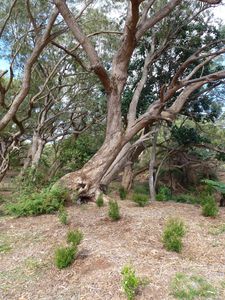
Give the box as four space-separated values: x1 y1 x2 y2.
58 132 125 200
121 162 134 191
149 128 159 202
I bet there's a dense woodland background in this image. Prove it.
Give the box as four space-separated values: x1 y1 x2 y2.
0 1 225 299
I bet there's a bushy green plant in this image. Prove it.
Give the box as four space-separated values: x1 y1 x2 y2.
67 229 83 246
173 193 200 205
202 196 218 217
171 273 217 299
133 183 149 195
96 194 104 207
7 186 69 217
162 218 186 253
54 246 77 269
121 265 141 300
132 193 149 207
156 186 171 201
58 206 68 225
119 186 127 200
108 200 120 221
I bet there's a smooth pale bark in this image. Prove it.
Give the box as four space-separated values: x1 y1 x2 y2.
121 162 134 191
149 128 159 202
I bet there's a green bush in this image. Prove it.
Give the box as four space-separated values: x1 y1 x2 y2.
7 186 69 217
108 200 120 221
156 186 171 201
67 229 83 246
202 196 218 217
132 193 149 207
133 183 149 195
96 194 104 207
121 265 141 300
173 193 200 205
171 273 217 299
119 186 127 200
54 246 77 269
58 206 68 225
162 218 186 253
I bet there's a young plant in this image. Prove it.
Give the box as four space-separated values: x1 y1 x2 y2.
121 265 140 300
156 186 171 201
58 205 68 225
171 273 217 299
132 193 149 207
96 194 104 207
108 200 120 221
202 196 218 218
54 246 77 269
119 186 127 200
67 229 83 246
162 218 186 253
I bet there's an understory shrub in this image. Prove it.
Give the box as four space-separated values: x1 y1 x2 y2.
58 205 68 225
96 194 104 207
7 186 69 217
163 218 186 253
121 265 148 300
108 200 120 221
156 186 171 201
202 196 218 217
54 246 77 269
119 186 127 200
132 193 149 207
173 193 200 205
133 182 149 195
171 272 217 299
67 229 83 246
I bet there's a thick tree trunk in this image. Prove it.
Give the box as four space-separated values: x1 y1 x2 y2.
58 132 125 200
121 162 134 191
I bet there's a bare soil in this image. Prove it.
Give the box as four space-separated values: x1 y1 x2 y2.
0 200 225 300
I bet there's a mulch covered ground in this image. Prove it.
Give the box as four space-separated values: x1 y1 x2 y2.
0 200 225 300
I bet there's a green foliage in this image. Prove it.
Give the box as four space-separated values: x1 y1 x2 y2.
202 196 218 218
173 194 200 205
108 200 120 221
156 186 171 201
201 179 225 195
133 182 149 195
58 206 68 225
119 186 127 200
17 167 48 193
132 193 149 207
171 125 209 146
7 186 69 217
208 223 225 235
163 218 186 253
171 273 217 299
96 194 104 207
67 229 83 246
121 265 141 300
54 246 77 269
0 243 12 253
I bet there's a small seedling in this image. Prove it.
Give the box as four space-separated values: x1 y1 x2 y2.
202 196 218 217
96 194 104 207
121 264 148 300
162 218 186 253
58 205 68 225
132 193 149 207
119 186 127 200
171 272 217 299
54 246 77 269
108 200 120 221
67 229 83 246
